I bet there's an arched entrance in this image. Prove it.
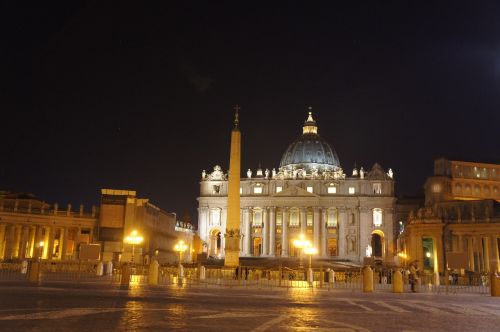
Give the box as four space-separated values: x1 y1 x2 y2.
370 230 384 258
209 229 221 257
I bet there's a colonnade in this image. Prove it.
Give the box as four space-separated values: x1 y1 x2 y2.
241 206 337 258
0 223 90 261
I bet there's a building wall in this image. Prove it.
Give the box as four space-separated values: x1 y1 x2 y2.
0 194 96 261
198 164 396 263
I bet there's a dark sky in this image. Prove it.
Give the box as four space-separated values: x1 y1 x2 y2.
1 1 499 224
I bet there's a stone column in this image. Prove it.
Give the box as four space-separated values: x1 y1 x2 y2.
300 208 307 235
3 224 15 260
467 237 474 271
282 208 289 257
61 227 69 260
242 208 250 255
359 208 370 262
47 226 55 260
0 224 6 259
13 225 22 258
247 208 253 256
269 207 276 257
321 208 328 257
338 208 347 257
262 207 269 256
19 226 29 259
313 207 321 250
27 226 36 258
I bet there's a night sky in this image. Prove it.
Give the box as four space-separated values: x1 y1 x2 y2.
1 2 499 224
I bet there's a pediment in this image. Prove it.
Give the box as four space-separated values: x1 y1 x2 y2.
272 185 318 197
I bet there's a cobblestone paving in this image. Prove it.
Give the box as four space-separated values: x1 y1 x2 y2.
0 283 499 331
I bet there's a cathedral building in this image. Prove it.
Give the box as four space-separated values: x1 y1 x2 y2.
198 111 396 264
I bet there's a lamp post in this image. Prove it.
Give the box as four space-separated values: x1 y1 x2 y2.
304 247 318 269
124 230 143 264
293 234 311 269
174 240 188 264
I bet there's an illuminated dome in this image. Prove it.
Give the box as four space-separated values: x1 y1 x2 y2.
279 110 340 172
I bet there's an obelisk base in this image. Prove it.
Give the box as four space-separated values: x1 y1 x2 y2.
224 234 240 267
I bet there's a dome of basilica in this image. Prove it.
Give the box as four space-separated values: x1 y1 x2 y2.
279 111 340 172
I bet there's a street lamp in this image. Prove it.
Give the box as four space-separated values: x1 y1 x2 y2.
304 247 318 269
174 240 188 264
293 234 311 269
124 230 143 264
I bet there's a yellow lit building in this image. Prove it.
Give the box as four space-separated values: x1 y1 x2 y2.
0 189 197 264
399 159 500 274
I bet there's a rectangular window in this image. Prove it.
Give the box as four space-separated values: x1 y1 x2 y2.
240 187 242 194
253 210 262 227
290 210 299 226
432 184 441 193
373 183 382 194
327 209 338 227
348 187 355 194
276 212 282 226
306 186 313 193
306 210 313 227
276 186 282 193
373 208 382 227
327 186 336 194
254 187 262 194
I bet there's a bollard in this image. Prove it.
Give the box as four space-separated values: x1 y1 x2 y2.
307 268 313 284
329 269 335 283
148 260 159 285
21 260 28 274
491 273 500 297
392 270 403 293
28 261 40 283
106 261 113 276
363 266 374 293
121 263 130 287
96 262 104 276
433 271 440 287
200 266 206 280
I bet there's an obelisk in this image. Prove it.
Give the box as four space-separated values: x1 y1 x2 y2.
224 105 241 267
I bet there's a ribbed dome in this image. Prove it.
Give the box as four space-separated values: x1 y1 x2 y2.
279 111 340 172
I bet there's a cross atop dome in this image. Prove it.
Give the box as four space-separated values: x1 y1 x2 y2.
303 106 318 134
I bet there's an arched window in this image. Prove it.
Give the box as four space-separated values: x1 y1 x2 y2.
373 208 383 227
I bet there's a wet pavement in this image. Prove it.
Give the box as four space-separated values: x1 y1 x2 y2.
0 282 499 331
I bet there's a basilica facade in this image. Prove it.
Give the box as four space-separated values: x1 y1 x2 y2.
198 112 396 264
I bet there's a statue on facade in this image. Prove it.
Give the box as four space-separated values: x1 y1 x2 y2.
272 168 277 178
311 167 318 178
365 244 372 257
360 167 365 179
387 168 394 178
202 170 206 180
247 169 252 178
265 168 270 179
292 169 298 179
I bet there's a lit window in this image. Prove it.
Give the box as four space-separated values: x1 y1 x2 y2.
328 186 336 194
373 208 382 227
306 211 313 226
253 210 262 227
307 186 313 193
253 187 262 194
290 210 299 226
327 209 338 227
276 186 282 193
239 187 242 194
348 187 355 194
432 184 441 193
373 183 382 194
